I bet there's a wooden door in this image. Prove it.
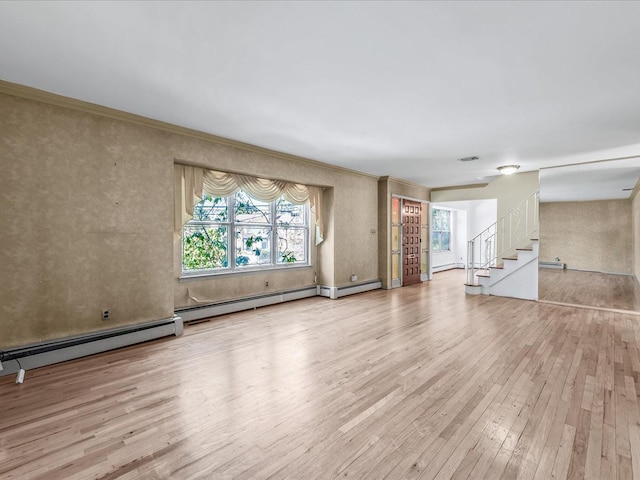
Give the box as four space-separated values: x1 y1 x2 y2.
402 200 421 286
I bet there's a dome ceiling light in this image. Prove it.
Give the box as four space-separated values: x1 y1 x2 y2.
497 165 520 175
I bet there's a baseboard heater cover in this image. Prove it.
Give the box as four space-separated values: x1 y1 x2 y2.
539 261 565 269
432 264 464 273
0 316 182 377
176 286 318 323
318 279 382 299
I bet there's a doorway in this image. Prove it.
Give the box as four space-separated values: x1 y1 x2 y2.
390 196 429 288
402 200 422 285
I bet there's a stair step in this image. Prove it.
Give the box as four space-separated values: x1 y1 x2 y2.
464 283 481 287
476 273 490 278
502 256 518 261
531 238 539 241
516 247 533 251
490 265 504 269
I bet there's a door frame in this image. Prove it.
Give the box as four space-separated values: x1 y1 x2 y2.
391 195 431 288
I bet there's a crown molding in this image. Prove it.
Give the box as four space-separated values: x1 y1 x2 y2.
385 176 431 191
540 155 640 171
0 79 378 180
430 183 489 192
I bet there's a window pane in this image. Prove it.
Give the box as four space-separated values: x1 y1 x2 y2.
433 210 441 231
391 225 400 251
441 232 450 251
432 231 441 252
234 191 271 224
441 210 450 231
276 198 305 226
192 195 228 222
276 227 306 263
182 225 228 270
235 226 271 266
392 253 400 280
392 197 400 224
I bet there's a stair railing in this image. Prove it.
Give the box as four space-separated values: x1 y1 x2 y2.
466 190 539 285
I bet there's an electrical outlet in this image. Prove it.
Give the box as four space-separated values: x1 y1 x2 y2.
102 309 110 321
265 281 269 287
350 274 358 282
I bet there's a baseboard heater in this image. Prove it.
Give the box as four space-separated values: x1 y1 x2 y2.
540 261 565 269
176 286 318 323
432 264 464 273
0 316 183 377
317 279 382 299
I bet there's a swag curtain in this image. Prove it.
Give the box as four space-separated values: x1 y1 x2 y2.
174 164 324 243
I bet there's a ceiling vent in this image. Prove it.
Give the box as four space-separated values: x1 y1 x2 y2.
459 156 480 162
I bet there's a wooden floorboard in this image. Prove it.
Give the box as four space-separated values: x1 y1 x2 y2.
1 269 640 479
539 268 640 313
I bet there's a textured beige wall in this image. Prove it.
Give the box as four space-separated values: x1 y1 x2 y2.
539 200 632 274
377 177 430 288
317 188 335 286
1 94 174 348
0 91 379 348
333 176 379 287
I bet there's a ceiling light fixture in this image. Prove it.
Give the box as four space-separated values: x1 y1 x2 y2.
497 164 520 175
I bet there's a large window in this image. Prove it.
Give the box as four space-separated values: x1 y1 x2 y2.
432 208 451 252
182 190 309 274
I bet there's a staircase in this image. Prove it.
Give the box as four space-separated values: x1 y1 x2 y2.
465 239 539 300
465 191 539 300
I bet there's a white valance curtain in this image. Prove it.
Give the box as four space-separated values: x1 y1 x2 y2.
174 164 324 243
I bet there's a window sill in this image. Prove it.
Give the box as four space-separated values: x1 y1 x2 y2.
179 264 313 282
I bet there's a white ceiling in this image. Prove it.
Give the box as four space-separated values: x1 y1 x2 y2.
2 1 640 188
540 158 640 203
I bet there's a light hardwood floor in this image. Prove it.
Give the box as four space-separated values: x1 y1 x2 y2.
1 269 640 479
539 268 640 313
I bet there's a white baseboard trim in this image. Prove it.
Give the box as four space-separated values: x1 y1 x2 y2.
176 286 318 322
318 280 382 299
0 316 183 377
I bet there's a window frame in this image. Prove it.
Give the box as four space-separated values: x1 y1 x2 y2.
181 191 311 277
432 208 452 253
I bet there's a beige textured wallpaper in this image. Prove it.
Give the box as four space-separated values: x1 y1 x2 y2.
539 200 632 274
0 91 379 348
1 94 174 348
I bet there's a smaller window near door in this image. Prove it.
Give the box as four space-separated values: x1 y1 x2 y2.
432 209 451 252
